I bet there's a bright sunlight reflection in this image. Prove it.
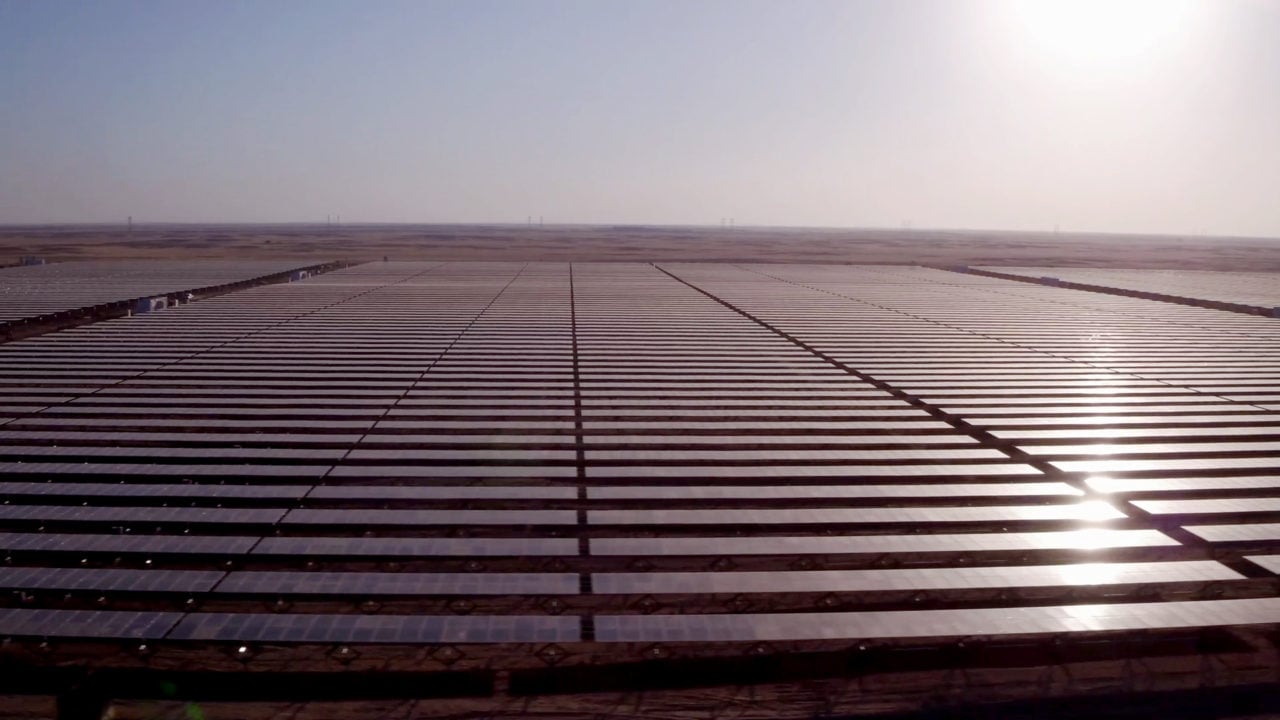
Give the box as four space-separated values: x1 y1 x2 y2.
1012 0 1199 65
1058 562 1124 586
1061 528 1128 550
1084 475 1118 493
1076 500 1123 522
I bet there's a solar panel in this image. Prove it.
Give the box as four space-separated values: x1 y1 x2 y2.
357 434 571 444
588 482 1082 500
11 418 376 429
168 612 581 643
593 561 1240 594
587 434 971 445
0 532 259 555
1054 458 1280 473
376 420 575 429
0 430 365 444
1184 524 1280 543
329 465 577 478
252 536 577 557
589 528 1175 556
1025 441 1280 456
1245 555 1280 575
586 448 1007 461
0 482 307 499
997 426 1280 440
0 462 332 478
1135 498 1280 515
0 446 335 460
582 408 925 417
0 505 286 524
0 567 223 592
1087 476 1280 494
346 449 575 461
585 463 1041 479
215 571 579 595
595 597 1280 642
981 413 1276 427
309 485 577 500
282 509 576 525
587 420 944 430
589 502 1124 526
0 608 183 639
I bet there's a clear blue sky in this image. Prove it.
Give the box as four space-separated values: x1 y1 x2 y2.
1 0 1277 236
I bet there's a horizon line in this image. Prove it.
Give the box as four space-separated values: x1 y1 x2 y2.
0 221 1276 243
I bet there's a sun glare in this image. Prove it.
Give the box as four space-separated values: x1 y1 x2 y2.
1058 562 1123 586
1012 0 1198 66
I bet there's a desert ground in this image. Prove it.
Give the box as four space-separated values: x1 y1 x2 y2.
1 223 1278 269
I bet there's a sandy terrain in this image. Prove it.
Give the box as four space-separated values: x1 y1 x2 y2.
1 223 1278 269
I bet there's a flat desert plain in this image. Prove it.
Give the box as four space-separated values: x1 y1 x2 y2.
1 223 1278 269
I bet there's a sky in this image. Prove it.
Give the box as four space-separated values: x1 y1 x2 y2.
1 0 1277 236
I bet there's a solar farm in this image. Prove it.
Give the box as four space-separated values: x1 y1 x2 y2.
2 259 1280 718
0 259 344 342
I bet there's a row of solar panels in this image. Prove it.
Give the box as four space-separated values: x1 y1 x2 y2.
0 259 327 323
10 595 1280 643
0 559 1243 594
0 527 1258 555
1 503 1268 524
977 265 1280 311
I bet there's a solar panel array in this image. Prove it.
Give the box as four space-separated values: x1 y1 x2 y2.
977 265 1280 312
0 259 327 323
1 261 1279 667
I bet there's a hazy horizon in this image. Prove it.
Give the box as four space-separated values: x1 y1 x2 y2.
2 0 1278 237
4 220 1280 243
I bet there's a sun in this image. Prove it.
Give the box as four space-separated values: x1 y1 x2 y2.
1011 0 1198 66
